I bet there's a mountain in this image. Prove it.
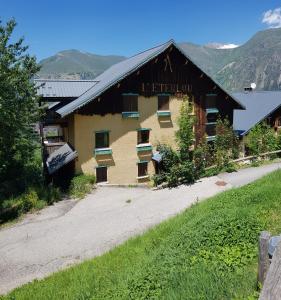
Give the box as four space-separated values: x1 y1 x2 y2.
38 50 126 79
38 28 281 91
180 28 281 91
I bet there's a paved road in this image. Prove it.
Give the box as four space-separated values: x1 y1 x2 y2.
218 162 281 187
0 162 280 294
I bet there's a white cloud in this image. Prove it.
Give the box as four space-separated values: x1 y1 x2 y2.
205 43 239 49
216 43 239 49
262 8 281 28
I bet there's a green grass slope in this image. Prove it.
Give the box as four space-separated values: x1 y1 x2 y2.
3 170 281 299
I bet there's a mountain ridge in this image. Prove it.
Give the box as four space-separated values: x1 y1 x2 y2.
38 28 281 92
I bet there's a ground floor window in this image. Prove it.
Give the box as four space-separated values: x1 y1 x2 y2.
96 166 107 183
138 161 148 177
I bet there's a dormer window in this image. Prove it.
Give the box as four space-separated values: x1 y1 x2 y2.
157 94 171 117
122 93 139 118
206 94 217 109
158 94 170 111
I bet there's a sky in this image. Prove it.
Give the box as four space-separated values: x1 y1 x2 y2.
1 0 281 61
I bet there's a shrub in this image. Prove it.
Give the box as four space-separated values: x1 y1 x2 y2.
246 122 278 156
0 184 62 224
153 98 196 187
36 184 62 205
214 118 239 169
22 189 39 211
69 174 96 199
0 189 40 223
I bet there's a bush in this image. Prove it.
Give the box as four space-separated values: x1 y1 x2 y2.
0 147 43 201
36 184 62 205
153 146 196 188
214 118 239 169
22 190 39 211
0 184 62 224
246 122 278 156
69 174 96 199
153 98 196 188
0 189 39 223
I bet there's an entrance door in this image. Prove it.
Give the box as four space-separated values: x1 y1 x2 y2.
96 166 107 183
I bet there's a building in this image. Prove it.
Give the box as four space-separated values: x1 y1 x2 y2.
233 91 281 136
38 40 244 184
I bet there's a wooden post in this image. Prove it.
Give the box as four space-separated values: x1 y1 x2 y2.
259 238 281 299
258 231 271 285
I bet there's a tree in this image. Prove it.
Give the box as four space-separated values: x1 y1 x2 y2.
175 96 195 161
214 118 239 169
0 19 41 197
153 97 196 187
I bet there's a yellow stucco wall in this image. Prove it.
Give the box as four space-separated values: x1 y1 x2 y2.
72 95 186 184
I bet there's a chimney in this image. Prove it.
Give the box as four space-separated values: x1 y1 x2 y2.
244 83 256 92
244 87 253 92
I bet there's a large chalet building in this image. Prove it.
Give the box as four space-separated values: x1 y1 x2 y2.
37 40 244 184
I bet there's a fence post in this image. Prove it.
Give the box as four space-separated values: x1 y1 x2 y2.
258 231 271 285
259 239 281 299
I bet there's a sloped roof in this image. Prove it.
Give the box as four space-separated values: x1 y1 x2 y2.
233 91 281 135
56 40 244 118
35 79 98 98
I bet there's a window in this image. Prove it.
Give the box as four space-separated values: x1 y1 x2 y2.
158 95 169 111
122 94 138 112
138 162 148 177
206 113 218 124
206 123 216 137
137 129 150 144
43 125 63 143
96 166 107 183
95 131 109 149
206 94 217 108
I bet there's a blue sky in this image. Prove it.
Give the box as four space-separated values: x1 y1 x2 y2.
1 0 281 61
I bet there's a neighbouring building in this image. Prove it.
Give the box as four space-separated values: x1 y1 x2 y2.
38 40 244 184
233 90 281 137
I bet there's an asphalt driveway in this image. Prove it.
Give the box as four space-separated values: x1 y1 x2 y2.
0 162 281 294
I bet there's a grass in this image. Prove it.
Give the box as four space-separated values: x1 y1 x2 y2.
2 170 281 299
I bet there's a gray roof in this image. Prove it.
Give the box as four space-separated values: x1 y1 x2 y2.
56 40 244 118
35 79 98 98
46 143 78 174
233 91 281 135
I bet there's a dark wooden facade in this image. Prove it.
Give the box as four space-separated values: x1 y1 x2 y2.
76 45 240 142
